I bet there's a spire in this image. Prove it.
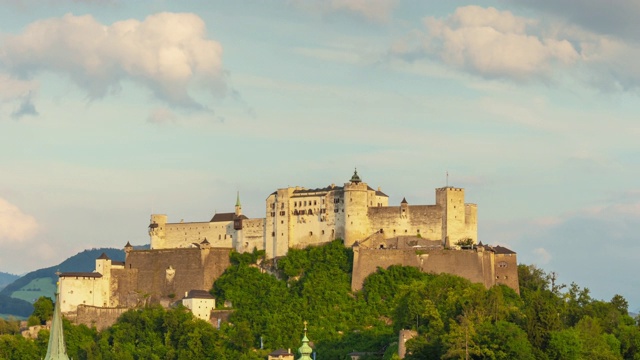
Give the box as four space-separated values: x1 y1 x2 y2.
45 273 70 360
298 321 313 360
235 191 242 216
350 168 362 184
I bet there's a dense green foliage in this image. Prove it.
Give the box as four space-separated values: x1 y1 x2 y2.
1 241 639 360
27 296 54 326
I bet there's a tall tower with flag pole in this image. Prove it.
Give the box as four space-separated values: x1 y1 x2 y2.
44 272 70 360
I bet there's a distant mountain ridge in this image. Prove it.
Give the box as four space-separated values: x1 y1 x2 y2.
0 271 19 291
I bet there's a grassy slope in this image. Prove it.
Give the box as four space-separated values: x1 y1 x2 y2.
10 278 57 303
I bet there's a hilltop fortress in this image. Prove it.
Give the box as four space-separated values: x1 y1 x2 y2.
149 170 478 257
59 171 518 329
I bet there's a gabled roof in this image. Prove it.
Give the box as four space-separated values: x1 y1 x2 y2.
210 213 248 222
366 185 388 197
492 245 516 255
184 289 214 299
269 349 293 356
293 185 343 195
59 272 102 278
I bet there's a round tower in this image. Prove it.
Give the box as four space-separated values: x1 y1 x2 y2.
343 169 370 247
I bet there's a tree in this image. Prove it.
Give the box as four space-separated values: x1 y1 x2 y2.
476 320 535 360
547 329 583 360
29 296 53 326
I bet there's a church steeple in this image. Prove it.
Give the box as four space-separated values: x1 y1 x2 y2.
298 321 313 360
45 273 70 360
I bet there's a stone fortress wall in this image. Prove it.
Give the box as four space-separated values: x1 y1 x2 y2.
351 234 519 293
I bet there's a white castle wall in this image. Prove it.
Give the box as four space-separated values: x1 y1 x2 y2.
149 173 477 259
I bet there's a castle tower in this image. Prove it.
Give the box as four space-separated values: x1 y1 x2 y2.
265 188 294 259
149 214 167 249
343 169 370 247
298 321 313 360
435 187 468 248
95 253 112 307
45 274 70 360
124 241 133 257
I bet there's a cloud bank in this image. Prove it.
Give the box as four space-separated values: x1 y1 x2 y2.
0 198 38 243
0 12 225 109
391 5 640 92
392 6 578 81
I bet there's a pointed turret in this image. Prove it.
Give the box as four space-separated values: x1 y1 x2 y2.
235 191 242 216
45 273 70 360
298 321 313 360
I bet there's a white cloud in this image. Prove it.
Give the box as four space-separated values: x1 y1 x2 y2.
0 12 225 108
414 6 579 81
0 198 38 243
389 5 640 92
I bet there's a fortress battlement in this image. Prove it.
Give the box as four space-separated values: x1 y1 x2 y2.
150 170 478 257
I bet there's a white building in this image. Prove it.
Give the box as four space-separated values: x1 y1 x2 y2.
181 289 215 321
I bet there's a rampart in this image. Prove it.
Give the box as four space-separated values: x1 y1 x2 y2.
74 305 129 331
352 244 519 293
122 247 231 303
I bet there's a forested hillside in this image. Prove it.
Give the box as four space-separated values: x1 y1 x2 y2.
0 241 638 360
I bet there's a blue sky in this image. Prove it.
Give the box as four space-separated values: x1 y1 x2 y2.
1 0 639 308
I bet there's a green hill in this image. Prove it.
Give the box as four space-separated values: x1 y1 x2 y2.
0 248 126 317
